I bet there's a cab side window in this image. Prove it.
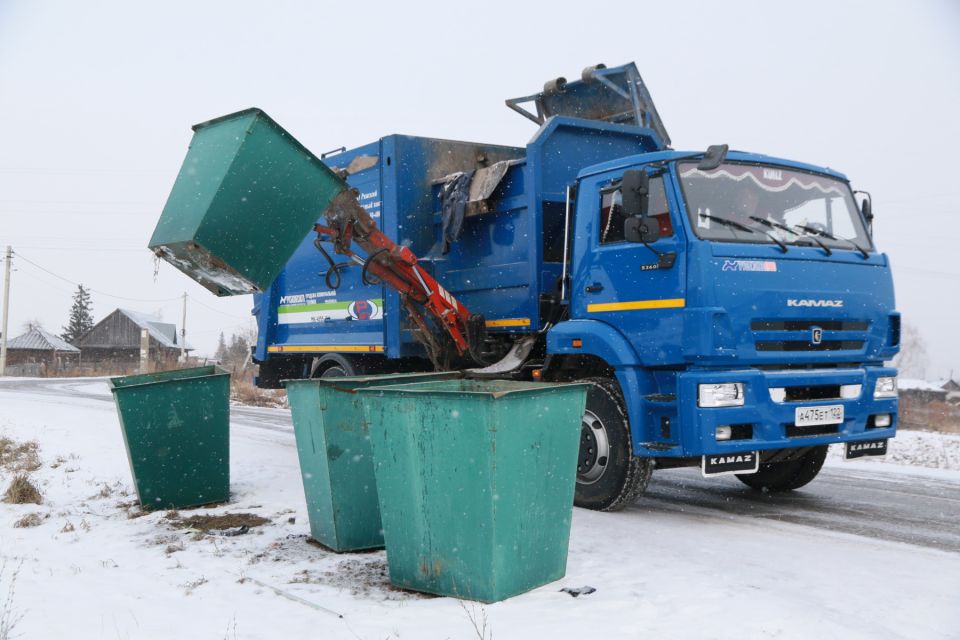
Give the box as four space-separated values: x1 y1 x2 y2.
599 175 673 245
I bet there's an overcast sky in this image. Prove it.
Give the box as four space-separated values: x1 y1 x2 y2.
0 1 957 377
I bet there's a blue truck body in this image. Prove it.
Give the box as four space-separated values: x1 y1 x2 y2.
251 64 899 493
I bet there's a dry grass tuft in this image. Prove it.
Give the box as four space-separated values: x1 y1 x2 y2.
13 513 42 529
0 437 40 474
2 475 42 505
231 377 287 408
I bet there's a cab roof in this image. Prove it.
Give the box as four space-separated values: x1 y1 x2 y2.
577 149 849 182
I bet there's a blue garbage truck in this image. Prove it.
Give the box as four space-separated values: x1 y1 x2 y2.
156 63 900 511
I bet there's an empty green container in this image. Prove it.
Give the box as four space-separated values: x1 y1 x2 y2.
285 372 460 552
149 108 347 296
108 366 231 511
359 379 588 602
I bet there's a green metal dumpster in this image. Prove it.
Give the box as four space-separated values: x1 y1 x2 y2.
108 366 231 511
285 372 460 552
358 379 588 603
149 108 348 296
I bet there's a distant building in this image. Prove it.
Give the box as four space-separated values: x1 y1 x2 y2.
77 308 191 373
4 326 81 376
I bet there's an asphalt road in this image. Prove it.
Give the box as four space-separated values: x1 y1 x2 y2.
4 377 958 554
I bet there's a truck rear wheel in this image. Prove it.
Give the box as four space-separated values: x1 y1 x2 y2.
574 377 653 512
736 446 828 492
311 354 360 379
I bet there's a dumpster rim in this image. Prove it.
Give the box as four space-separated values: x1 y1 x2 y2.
190 108 331 175
107 365 231 392
357 379 590 400
282 370 461 390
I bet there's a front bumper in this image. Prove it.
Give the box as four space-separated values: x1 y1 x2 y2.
671 366 898 457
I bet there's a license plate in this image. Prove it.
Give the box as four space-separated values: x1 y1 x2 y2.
795 404 844 427
845 439 888 460
702 451 760 477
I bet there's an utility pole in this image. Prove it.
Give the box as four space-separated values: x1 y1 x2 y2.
180 292 187 363
0 246 11 377
139 328 150 374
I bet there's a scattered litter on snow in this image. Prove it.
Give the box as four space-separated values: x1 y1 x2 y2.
560 585 596 597
168 512 272 534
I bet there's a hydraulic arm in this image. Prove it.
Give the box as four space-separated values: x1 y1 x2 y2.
315 190 483 367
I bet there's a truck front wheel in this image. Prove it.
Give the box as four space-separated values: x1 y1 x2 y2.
735 445 828 492
574 377 653 511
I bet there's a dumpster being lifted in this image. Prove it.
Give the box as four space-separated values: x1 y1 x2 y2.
108 366 231 510
149 109 347 296
358 379 588 603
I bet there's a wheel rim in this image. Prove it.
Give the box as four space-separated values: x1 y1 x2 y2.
319 365 347 379
577 409 610 485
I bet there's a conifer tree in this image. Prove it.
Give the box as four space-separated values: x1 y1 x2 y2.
61 285 94 345
214 331 228 362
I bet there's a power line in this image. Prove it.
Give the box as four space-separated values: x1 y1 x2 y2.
12 251 182 303
185 293 252 321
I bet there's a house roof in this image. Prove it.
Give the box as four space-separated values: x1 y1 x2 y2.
117 309 191 350
7 327 80 352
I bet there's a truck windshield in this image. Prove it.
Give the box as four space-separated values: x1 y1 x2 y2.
679 162 873 251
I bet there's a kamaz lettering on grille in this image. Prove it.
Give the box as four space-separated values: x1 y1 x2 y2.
787 299 844 308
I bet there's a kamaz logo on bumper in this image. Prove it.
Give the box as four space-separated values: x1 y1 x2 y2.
787 299 844 308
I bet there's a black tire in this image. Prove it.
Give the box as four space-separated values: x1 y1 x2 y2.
311 354 360 379
736 446 828 492
574 377 653 511
319 365 349 378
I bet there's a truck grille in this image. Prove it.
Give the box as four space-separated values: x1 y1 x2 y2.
752 319 868 353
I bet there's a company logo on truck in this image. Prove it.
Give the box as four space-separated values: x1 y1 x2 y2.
277 297 384 324
787 299 844 308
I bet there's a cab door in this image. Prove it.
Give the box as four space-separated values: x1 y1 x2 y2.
571 168 687 364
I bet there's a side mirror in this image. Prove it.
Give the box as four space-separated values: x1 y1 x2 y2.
621 170 649 218
697 144 729 171
624 215 661 244
855 189 874 235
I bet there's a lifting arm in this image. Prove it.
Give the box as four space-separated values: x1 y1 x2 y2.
315 190 481 366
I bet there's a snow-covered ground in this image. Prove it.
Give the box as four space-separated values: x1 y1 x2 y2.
1 379 959 639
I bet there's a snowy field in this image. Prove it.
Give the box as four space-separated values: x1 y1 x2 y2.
1 378 959 640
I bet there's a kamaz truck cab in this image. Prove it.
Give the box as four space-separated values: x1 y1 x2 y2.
548 146 898 509
510 64 899 510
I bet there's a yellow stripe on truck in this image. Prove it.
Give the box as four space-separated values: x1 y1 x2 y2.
267 345 385 353
485 318 531 328
587 298 686 313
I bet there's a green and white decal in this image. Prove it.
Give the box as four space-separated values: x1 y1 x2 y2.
277 298 383 324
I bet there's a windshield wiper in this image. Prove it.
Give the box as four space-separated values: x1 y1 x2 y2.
699 213 787 253
794 225 869 259
749 216 832 256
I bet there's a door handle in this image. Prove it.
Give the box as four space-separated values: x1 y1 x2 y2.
585 283 604 293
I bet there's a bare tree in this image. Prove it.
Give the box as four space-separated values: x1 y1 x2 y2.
20 318 45 333
892 321 929 379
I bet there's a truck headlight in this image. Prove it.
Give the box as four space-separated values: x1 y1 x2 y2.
699 383 745 407
874 376 898 399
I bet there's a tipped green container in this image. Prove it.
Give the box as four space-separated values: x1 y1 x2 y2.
108 366 231 511
285 372 460 552
149 108 348 296
358 379 588 603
